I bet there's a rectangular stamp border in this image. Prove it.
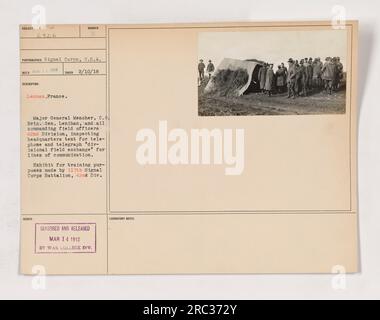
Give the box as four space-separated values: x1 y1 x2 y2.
34 222 97 254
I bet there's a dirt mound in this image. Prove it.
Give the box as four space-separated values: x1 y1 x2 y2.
208 68 249 97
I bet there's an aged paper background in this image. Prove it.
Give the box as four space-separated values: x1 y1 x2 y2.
20 21 358 275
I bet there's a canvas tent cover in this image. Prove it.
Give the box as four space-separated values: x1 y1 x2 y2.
204 58 263 96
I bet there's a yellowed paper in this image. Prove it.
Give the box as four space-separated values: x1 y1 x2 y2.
20 21 358 274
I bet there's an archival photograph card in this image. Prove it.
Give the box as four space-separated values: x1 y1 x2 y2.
20 21 358 275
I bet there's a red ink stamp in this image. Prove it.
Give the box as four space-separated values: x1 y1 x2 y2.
35 223 96 254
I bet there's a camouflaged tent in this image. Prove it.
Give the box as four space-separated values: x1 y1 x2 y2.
205 58 265 96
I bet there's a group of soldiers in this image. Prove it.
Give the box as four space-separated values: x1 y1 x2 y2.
198 59 215 83
258 56 344 98
198 56 344 98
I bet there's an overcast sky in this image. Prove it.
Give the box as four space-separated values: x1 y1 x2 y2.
199 29 347 70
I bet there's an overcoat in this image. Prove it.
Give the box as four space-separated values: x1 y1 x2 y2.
258 66 267 89
265 68 274 91
322 62 336 81
276 68 286 86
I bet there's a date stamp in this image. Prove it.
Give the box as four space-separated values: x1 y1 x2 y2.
35 223 96 254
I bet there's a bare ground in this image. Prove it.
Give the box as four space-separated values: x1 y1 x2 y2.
198 84 346 116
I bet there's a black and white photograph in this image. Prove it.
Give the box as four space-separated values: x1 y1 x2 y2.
198 29 348 116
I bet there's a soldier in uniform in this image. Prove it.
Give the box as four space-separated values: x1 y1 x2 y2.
298 59 308 97
275 65 286 93
287 58 297 99
312 58 323 89
258 63 267 94
265 64 275 96
335 57 344 90
294 60 302 96
206 60 215 80
322 57 336 94
198 59 205 83
306 58 314 91
281 62 288 75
